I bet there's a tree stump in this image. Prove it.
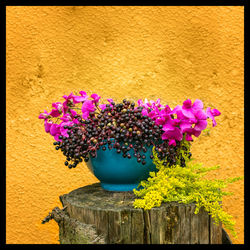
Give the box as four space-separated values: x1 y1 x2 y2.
50 183 223 244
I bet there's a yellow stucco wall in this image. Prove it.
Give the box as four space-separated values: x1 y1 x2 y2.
6 6 244 244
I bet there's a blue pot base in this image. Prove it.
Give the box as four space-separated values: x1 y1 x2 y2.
101 182 139 192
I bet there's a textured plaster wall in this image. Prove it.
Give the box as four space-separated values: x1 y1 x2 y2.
6 6 244 244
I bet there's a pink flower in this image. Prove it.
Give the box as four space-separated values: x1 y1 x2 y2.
150 98 165 109
137 99 144 107
69 109 77 117
162 128 183 146
62 93 75 113
99 104 107 110
44 120 53 133
60 113 72 122
81 100 96 119
39 110 50 119
206 107 221 127
141 108 149 116
155 116 167 126
73 91 88 103
52 102 63 112
99 99 114 110
182 99 204 119
91 93 101 104
50 123 61 136
54 134 62 142
162 119 183 145
182 127 202 141
63 92 74 103
49 109 61 117
192 109 208 131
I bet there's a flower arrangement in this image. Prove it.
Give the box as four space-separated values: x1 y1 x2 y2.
38 91 220 169
39 91 242 239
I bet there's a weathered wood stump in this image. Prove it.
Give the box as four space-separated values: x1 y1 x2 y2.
50 183 224 244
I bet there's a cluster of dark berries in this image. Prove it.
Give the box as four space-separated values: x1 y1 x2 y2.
53 99 191 169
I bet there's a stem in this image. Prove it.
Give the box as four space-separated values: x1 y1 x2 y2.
70 107 82 110
95 103 102 112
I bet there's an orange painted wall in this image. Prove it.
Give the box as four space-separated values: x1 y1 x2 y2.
6 6 244 244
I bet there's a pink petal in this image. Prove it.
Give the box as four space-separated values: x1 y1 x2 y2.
60 114 72 122
91 93 101 103
183 127 201 137
212 118 217 127
206 107 213 119
137 99 143 106
182 108 195 119
99 104 106 110
69 109 77 117
161 131 169 140
194 109 207 120
39 110 49 119
49 109 61 117
179 120 192 132
54 134 62 142
44 120 53 133
175 108 185 119
74 96 87 103
162 122 175 132
52 102 63 111
141 109 149 116
73 118 81 125
50 124 60 136
192 99 203 110
82 111 90 120
79 91 87 96
194 120 207 131
168 139 176 146
193 129 202 137
185 134 193 141
183 99 192 109
107 98 113 103
155 117 166 125
163 127 183 141
211 109 221 116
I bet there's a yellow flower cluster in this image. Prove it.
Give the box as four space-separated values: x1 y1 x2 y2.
132 147 243 238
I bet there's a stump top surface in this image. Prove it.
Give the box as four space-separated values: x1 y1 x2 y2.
61 183 138 210
60 183 195 211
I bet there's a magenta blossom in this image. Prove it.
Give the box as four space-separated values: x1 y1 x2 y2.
52 102 63 112
81 100 96 119
162 127 183 146
49 109 61 117
99 99 114 110
60 113 72 122
73 91 88 103
39 110 50 119
182 127 202 141
62 93 75 113
181 99 203 119
44 120 53 133
150 99 165 109
162 119 183 146
63 92 74 104
206 107 221 127
50 123 61 136
91 93 101 104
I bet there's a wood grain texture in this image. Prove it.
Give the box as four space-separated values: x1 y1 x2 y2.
55 183 222 244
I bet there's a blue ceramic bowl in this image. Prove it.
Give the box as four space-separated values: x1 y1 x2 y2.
86 140 157 191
